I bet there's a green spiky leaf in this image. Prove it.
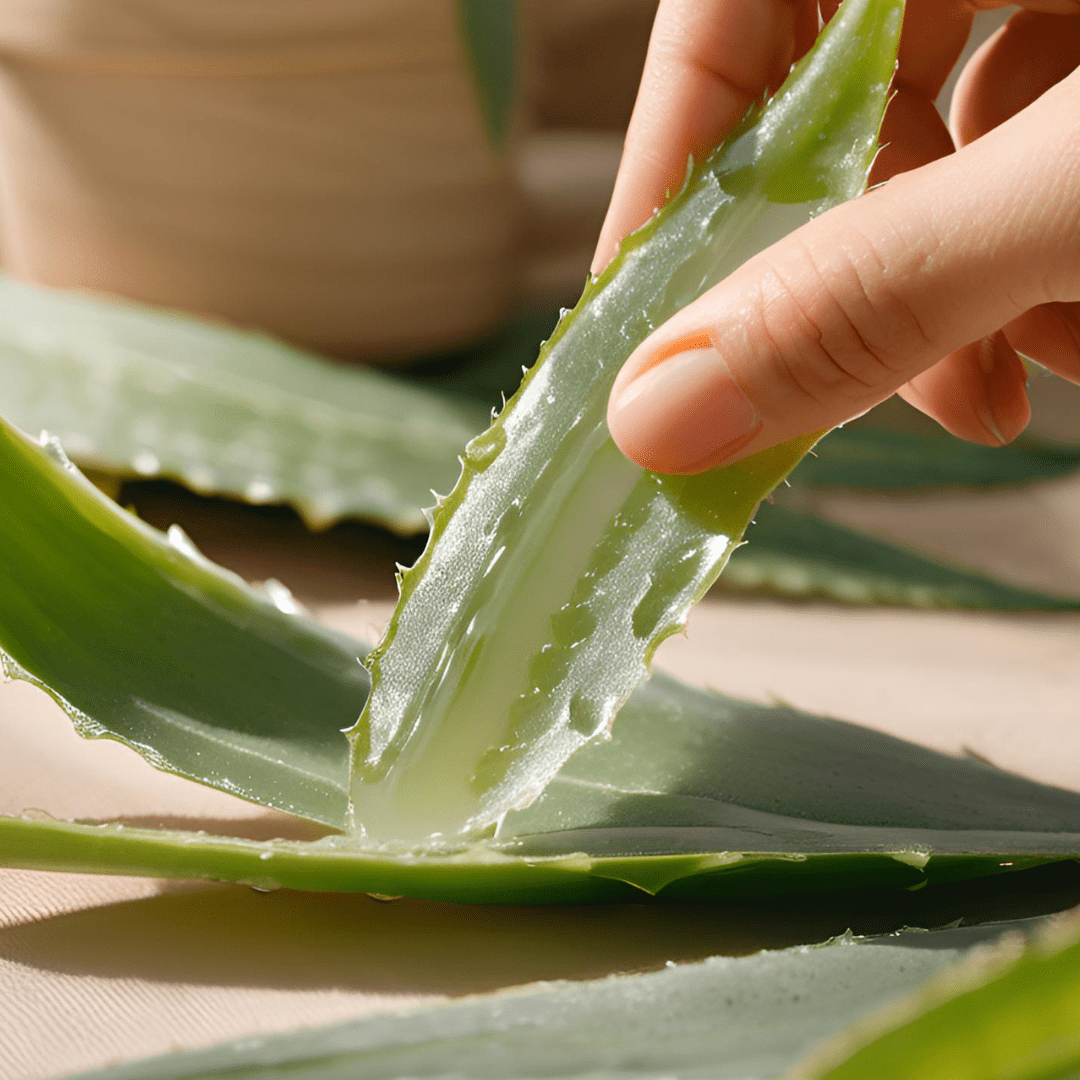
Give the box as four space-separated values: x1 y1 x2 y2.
348 0 905 844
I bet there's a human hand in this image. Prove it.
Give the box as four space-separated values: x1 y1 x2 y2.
600 1 1080 474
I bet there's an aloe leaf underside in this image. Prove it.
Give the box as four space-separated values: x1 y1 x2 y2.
6 413 1080 903
62 921 1038 1080
348 0 905 845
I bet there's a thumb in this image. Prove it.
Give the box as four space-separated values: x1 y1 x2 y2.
606 75 1080 475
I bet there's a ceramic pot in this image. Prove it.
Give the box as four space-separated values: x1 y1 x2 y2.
0 0 521 359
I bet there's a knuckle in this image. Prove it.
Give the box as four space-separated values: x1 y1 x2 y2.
750 227 930 409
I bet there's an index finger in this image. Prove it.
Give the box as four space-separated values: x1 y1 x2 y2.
591 0 814 274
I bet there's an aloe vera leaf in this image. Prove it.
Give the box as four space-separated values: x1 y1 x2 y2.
0 417 367 829
7 398 1080 899
8 666 1080 901
0 273 486 534
57 922 1041 1080
794 427 1080 490
456 0 517 151
722 502 1080 610
794 916 1080 1080
348 0 904 845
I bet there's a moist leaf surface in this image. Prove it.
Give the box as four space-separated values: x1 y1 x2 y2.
349 0 905 845
60 921 1042 1080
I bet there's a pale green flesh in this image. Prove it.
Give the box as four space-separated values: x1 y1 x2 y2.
60 921 1041 1080
350 0 904 845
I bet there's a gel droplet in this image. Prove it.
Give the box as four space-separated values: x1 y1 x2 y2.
463 426 506 472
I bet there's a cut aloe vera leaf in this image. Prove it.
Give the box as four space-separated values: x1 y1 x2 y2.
0 417 367 829
348 0 904 845
6 382 1080 900
0 273 486 534
795 427 1080 490
62 922 1034 1080
722 502 1080 610
797 915 1080 1080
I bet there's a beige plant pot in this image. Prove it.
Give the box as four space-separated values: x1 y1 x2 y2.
0 0 521 360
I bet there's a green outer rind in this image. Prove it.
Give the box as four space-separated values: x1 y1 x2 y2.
723 502 1080 610
0 273 486 535
64 922 1032 1080
0 418 367 829
1 814 1077 905
349 0 904 843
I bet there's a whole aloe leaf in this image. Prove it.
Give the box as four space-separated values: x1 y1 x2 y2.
58 921 1041 1080
0 273 485 534
724 502 1080 610
793 914 1080 1080
0 418 367 828
796 427 1080 490
348 0 904 845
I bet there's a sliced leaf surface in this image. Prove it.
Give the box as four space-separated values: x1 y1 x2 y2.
0 417 365 828
0 273 486 534
349 0 904 845
795 428 1080 490
60 922 1044 1080
723 502 1080 610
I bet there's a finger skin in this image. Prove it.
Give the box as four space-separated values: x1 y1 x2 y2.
606 73 1080 474
951 11 1080 384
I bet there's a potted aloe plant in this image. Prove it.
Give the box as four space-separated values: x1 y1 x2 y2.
0 0 520 359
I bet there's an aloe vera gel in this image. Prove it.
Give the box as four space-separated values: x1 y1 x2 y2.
348 0 904 846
